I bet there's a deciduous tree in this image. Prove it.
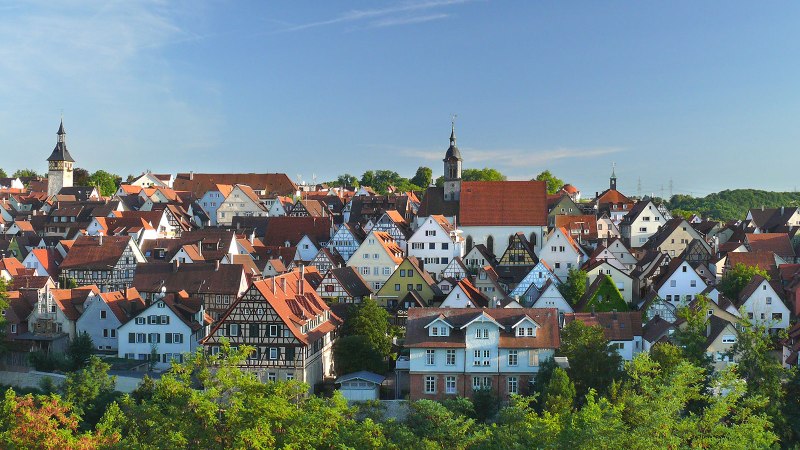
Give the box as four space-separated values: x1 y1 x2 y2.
534 170 565 195
557 268 588 305
558 320 622 399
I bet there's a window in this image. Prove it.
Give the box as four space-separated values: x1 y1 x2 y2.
286 373 294 381
473 350 491 366
267 373 277 382
426 349 435 365
507 376 518 395
766 297 772 305
425 230 436 237
554 263 561 269
446 349 456 365
639 227 647 232
412 242 424 250
442 243 449 250
508 350 518 366
670 280 677 287
147 333 160 344
136 333 146 343
269 325 278 337
407 284 414 291
446 376 456 394
229 323 239 337
475 328 489 339
269 347 279 360
363 254 369 259
772 313 783 321
395 284 401 291
383 267 391 275
100 310 107 319
529 350 540 366
424 376 436 393
721 335 736 344
690 280 697 287
416 284 422 291
160 315 169 325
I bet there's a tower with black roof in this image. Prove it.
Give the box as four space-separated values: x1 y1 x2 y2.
443 119 462 201
47 119 75 197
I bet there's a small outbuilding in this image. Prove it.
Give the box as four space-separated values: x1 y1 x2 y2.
335 371 386 402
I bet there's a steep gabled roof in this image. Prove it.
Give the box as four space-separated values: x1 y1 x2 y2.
173 173 297 198
329 266 372 297
746 233 795 260
61 235 133 270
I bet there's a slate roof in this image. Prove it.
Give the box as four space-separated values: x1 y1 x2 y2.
417 187 460 218
329 266 372 297
262 216 332 247
405 307 560 349
459 181 547 227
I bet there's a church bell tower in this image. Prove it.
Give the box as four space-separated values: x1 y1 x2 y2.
47 119 75 197
443 118 462 201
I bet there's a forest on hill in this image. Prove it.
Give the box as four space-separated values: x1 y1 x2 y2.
668 189 800 221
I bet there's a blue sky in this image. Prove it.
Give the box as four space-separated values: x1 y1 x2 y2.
1 1 799 197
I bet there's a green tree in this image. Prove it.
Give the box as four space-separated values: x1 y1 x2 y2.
462 167 506 182
73 167 91 186
534 170 565 195
557 268 588 305
410 166 433 188
88 170 121 196
12 169 40 178
405 399 481 449
783 367 800 445
672 296 713 374
718 263 770 300
472 387 501 423
341 298 392 357
334 173 359 189
648 342 683 375
62 356 118 430
559 320 623 399
332 335 385 375
542 367 575 415
731 314 792 440
66 331 94 370
0 168 7 178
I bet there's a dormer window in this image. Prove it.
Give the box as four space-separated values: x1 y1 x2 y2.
516 327 535 337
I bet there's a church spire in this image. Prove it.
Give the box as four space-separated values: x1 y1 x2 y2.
450 116 457 147
610 162 617 190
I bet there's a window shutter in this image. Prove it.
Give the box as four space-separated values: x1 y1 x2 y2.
165 333 173 344
129 333 135 343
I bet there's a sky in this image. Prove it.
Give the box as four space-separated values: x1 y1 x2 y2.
1 1 799 197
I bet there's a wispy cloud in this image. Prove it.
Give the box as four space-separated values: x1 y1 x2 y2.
398 146 625 168
278 0 472 33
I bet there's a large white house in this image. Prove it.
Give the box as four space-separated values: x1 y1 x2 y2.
537 227 588 280
655 259 707 306
737 275 791 332
217 184 268 226
620 200 667 248
404 307 560 400
118 291 211 369
407 215 465 279
346 230 404 291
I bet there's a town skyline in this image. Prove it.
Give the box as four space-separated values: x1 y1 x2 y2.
3 2 800 196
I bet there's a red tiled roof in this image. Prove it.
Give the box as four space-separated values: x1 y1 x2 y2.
459 181 547 227
262 216 332 247
61 235 133 270
726 251 778 271
173 173 297 198
746 233 795 259
563 311 643 341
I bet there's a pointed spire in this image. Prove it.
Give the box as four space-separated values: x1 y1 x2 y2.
450 114 457 146
611 162 616 179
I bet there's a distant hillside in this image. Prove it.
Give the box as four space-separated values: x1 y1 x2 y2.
668 189 800 221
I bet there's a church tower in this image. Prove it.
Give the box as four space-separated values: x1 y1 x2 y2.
47 120 75 197
609 163 617 191
443 119 462 201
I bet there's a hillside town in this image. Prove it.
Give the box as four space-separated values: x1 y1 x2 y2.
1 121 799 446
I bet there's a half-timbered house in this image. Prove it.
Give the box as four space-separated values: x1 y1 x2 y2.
202 269 342 391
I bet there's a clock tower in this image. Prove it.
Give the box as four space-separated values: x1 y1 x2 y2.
47 120 75 197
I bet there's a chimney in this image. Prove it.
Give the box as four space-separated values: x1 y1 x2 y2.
98 231 103 246
173 259 180 272
280 277 286 292
189 171 194 181
761 205 764 211
781 206 785 215
300 265 305 295
272 275 276 292
215 260 220 271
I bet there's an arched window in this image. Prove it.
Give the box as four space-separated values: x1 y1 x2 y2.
486 236 494 255
529 233 537 246
465 235 473 253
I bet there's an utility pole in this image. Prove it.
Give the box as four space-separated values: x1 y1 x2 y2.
637 177 642 198
669 178 673 198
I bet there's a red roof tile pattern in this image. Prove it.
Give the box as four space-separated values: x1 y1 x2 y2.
459 181 547 227
562 311 643 341
173 173 297 198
